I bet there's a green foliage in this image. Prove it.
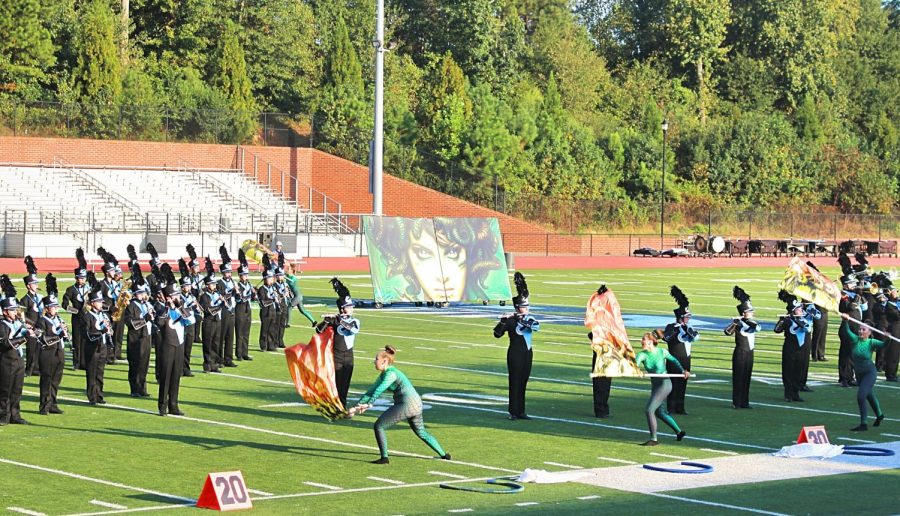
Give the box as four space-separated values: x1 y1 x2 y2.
211 20 257 143
0 0 56 100
71 0 122 102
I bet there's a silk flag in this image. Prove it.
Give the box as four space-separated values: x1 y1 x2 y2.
584 287 642 378
285 327 347 420
777 257 841 313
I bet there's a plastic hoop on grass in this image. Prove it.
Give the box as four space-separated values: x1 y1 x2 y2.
642 461 714 474
842 446 895 457
439 477 524 494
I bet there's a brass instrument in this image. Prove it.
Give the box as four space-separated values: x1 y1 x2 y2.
15 307 42 339
111 279 133 322
871 283 881 295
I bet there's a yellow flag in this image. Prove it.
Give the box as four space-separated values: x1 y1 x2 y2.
777 257 841 313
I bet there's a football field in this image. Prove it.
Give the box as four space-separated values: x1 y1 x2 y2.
2 265 898 515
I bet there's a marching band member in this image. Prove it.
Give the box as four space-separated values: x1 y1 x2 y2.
63 248 90 370
349 345 451 464
635 330 688 446
493 272 539 420
275 264 291 348
124 275 154 398
725 286 758 409
186 244 204 345
257 255 280 352
83 289 113 405
20 256 43 376
800 302 822 392
839 313 887 431
198 257 223 373
0 275 31 425
316 278 360 408
97 247 124 364
775 291 818 402
664 286 696 415
36 274 67 415
886 287 900 382
178 259 199 376
156 283 188 416
234 250 255 361
838 255 863 388
217 245 238 367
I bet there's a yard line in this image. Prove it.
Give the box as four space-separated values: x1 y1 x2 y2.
246 489 273 496
543 461 583 469
577 495 602 500
881 433 900 438
255 475 497 501
428 471 468 480
367 476 406 485
597 457 637 465
65 503 195 516
644 492 790 516
415 346 437 351
0 458 194 504
649 452 689 460
89 501 127 510
448 509 474 513
303 481 342 491
7 508 46 516
836 437 876 444
515 502 539 506
699 448 740 456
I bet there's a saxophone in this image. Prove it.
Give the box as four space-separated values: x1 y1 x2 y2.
111 279 133 322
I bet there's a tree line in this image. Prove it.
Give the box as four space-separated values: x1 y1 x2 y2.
2 0 899 227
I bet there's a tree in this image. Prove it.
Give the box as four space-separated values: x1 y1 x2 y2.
211 20 257 143
0 0 56 99
419 53 472 162
71 0 122 102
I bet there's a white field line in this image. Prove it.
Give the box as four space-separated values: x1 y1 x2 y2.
699 448 740 456
447 510 473 513
515 502 539 506
367 476 406 485
881 433 900 438
7 508 46 516
26 390 519 476
836 437 877 444
428 471 468 479
89 501 127 510
577 495 602 500
246 488 273 496
415 346 437 351
644 492 790 516
255 476 498 501
543 461 583 469
597 457 637 465
303 481 341 491
65 503 195 516
649 452 689 460
0 458 194 503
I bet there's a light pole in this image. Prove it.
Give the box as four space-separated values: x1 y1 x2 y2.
660 119 668 250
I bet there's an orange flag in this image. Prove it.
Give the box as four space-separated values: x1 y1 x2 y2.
285 327 347 420
584 287 642 378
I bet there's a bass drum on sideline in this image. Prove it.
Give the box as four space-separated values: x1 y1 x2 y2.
693 235 708 254
710 236 726 254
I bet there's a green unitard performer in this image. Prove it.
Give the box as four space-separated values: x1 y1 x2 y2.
349 345 451 464
635 330 689 446
285 263 315 327
839 313 887 431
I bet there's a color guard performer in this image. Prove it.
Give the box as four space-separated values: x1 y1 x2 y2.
664 286 696 415
36 274 67 415
234 250 255 361
62 248 91 370
198 257 223 373
0 275 31 425
725 286 758 409
493 272 539 420
315 278 360 408
635 330 688 445
217 245 238 367
285 262 316 328
20 256 43 377
839 313 887 431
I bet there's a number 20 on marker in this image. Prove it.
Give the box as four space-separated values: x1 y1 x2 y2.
197 471 253 511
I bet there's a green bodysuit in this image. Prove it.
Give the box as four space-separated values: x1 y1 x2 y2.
359 365 447 459
635 347 684 441
285 273 315 325
840 325 886 424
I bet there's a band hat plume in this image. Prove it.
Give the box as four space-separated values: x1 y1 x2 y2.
237 248 250 275
331 277 353 308
186 243 199 268
43 273 60 307
204 256 217 284
219 244 232 273
670 285 690 318
1 274 19 310
74 247 88 278
23 255 39 284
512 272 529 307
732 285 753 315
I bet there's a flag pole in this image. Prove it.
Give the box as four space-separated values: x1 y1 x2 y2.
846 316 900 344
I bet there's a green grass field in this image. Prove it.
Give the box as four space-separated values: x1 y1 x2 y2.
2 265 898 515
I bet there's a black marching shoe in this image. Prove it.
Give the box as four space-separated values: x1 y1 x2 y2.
371 457 390 464
441 453 452 460
11 418 30 425
800 386 813 392
851 423 868 432
158 410 167 417
517 414 532 420
641 440 659 446
183 371 194 377
676 430 686 441
242 356 253 361
170 409 185 416
874 414 884 427
507 414 517 421
49 406 64 414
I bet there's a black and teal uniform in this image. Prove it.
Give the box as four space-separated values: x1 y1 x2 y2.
636 347 684 441
840 324 886 425
358 365 447 459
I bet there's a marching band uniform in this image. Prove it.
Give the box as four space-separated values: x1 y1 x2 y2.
156 284 187 416
587 332 611 418
493 272 539 420
36 284 67 415
885 289 900 382
275 269 291 348
775 292 817 402
0 295 29 425
124 285 154 397
257 270 279 352
199 272 223 373
179 277 199 377
799 303 822 390
810 309 828 362
838 276 864 387
62 255 90 370
83 291 112 405
217 261 238 367
664 286 696 415
20 271 43 377
98 262 123 364
725 287 757 409
235 259 255 361
316 278 360 409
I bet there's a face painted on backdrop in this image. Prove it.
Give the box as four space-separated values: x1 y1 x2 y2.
407 228 467 301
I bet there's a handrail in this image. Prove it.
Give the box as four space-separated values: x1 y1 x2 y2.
178 159 267 214
237 146 341 215
52 157 144 216
0 161 241 173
